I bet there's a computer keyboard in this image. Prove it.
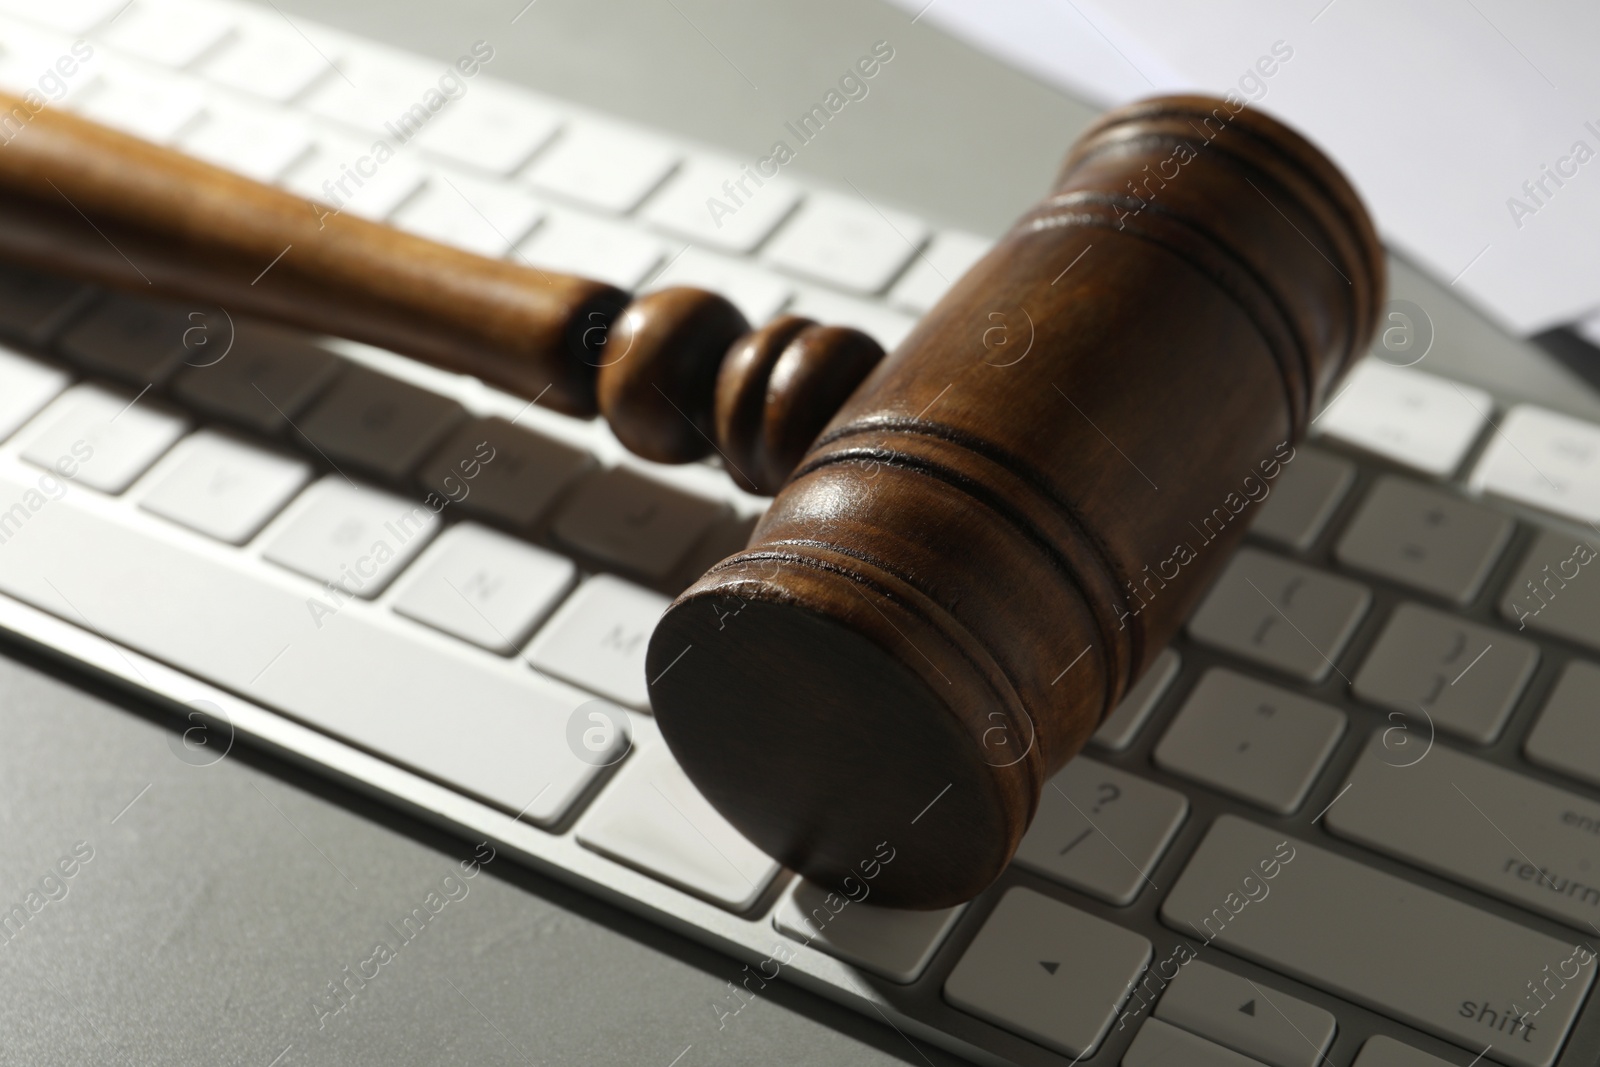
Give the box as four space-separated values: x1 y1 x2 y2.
1 2 1600 1065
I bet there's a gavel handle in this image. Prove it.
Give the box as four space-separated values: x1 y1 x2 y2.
0 90 623 416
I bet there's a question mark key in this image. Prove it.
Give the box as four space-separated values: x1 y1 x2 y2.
1011 757 1187 905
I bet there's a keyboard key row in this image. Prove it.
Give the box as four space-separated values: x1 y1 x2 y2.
55 32 973 350
12 308 736 587
1164 816 1589 1067
1312 360 1600 531
0 467 615 826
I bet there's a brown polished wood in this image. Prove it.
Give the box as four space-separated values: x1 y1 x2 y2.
0 90 623 415
595 288 749 463
648 96 1382 908
0 91 1382 908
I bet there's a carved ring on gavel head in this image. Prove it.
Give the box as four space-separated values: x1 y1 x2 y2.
0 91 1381 908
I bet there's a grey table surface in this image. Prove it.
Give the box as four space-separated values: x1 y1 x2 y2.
4 2 1599 1066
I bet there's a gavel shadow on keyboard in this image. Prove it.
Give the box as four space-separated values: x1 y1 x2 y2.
0 90 1382 909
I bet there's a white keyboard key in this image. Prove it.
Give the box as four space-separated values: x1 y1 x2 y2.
1470 403 1600 525
763 190 926 294
0 264 96 347
138 430 310 545
392 523 575 654
640 155 802 253
74 63 207 144
515 209 664 289
522 118 679 214
774 878 965 984
298 43 440 135
0 0 121 33
945 887 1151 1059
0 347 70 442
22 384 187 494
787 287 916 351
56 292 197 384
1313 361 1489 478
1154 961 1337 1067
176 96 313 183
524 574 667 711
193 14 335 103
0 470 605 826
1090 647 1179 751
280 137 426 222
550 466 727 579
1497 529 1600 654
888 229 991 313
390 171 544 257
411 81 561 176
1525 660 1600 790
95 0 235 68
1012 756 1187 906
262 477 438 597
645 246 792 325
577 736 778 910
1187 549 1370 683
1155 670 1345 815
0 24 105 106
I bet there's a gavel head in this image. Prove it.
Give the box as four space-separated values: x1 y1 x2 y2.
645 95 1383 909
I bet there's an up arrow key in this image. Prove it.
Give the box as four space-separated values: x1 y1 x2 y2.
1039 961 1060 975
1151 959 1336 1067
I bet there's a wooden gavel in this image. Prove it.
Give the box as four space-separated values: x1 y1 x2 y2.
0 91 1381 907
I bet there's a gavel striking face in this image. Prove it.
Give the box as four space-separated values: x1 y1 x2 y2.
0 91 1382 907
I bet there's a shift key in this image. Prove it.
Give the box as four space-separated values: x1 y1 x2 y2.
1327 732 1600 933
1162 817 1591 1067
